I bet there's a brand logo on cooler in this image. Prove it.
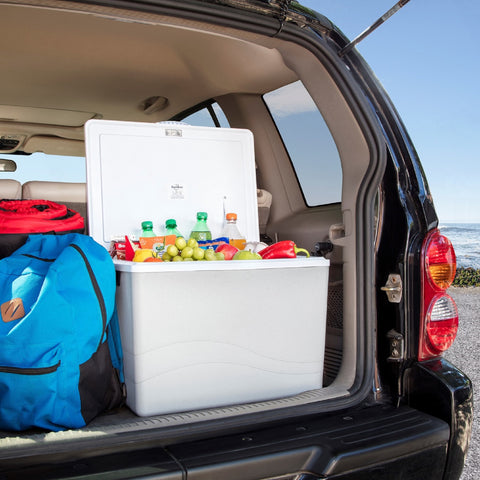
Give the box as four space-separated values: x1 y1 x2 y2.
170 184 185 200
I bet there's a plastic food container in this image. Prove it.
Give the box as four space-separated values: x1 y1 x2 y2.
86 120 329 416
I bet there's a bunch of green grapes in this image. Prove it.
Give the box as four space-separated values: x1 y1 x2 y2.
161 237 225 262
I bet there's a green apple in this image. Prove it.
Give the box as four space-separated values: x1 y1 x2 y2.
232 250 262 260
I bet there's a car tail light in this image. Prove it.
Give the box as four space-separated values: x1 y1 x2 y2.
419 229 458 361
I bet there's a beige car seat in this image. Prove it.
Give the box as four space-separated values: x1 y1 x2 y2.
0 179 22 199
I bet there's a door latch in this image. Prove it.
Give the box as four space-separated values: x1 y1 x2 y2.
381 274 402 303
387 329 404 362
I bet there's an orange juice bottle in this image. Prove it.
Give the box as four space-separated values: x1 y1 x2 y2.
222 213 246 250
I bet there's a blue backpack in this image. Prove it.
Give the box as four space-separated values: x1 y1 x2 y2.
0 233 125 431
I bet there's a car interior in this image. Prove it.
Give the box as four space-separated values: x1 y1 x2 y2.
0 0 382 445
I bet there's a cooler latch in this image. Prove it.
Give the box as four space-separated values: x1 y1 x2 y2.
381 274 402 303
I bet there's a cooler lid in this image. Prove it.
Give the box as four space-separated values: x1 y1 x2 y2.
85 120 259 249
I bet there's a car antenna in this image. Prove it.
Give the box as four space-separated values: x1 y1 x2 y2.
339 0 411 57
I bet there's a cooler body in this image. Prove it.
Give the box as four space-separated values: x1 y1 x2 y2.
115 258 329 416
86 120 330 417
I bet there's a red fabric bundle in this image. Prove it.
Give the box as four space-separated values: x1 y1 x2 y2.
0 199 84 233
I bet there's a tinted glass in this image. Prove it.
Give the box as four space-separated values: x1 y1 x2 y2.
181 102 230 128
0 152 85 184
264 81 342 206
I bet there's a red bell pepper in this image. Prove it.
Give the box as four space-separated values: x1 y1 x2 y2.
258 240 310 259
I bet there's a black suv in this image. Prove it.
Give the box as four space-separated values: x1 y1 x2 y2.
0 1 472 479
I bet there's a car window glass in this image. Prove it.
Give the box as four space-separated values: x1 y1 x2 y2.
0 153 86 184
180 102 230 128
263 81 342 206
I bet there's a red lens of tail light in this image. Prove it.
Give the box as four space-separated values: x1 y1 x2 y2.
425 231 456 289
419 229 458 361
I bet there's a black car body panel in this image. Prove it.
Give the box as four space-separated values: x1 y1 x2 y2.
0 406 450 479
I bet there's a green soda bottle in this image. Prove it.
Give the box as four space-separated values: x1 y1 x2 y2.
165 219 183 238
141 221 156 237
190 212 212 241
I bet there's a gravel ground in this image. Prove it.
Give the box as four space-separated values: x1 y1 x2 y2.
444 287 479 480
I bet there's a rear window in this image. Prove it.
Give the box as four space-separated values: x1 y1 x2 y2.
176 102 230 128
263 81 342 206
0 153 86 184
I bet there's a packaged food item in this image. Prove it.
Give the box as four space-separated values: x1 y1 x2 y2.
139 235 176 255
125 236 138 261
114 241 126 260
197 237 229 250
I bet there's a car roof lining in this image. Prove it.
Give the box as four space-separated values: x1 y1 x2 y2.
0 1 298 153
0 0 384 432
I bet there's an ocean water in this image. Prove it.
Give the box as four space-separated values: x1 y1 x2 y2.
439 223 480 269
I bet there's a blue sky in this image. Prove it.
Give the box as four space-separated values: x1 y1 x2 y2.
299 0 480 223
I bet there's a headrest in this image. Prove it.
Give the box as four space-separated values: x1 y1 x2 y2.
22 181 86 203
0 179 22 199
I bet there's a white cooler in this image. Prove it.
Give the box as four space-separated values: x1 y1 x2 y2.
85 120 329 417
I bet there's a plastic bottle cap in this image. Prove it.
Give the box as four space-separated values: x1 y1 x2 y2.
165 219 177 228
141 221 153 229
226 213 237 221
197 212 208 220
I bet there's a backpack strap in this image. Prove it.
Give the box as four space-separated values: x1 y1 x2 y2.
70 243 107 349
